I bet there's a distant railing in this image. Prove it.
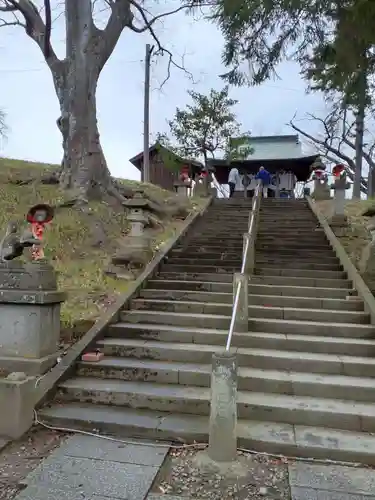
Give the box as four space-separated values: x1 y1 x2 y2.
225 181 262 351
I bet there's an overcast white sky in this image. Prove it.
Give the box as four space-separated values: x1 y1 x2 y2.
0 1 328 181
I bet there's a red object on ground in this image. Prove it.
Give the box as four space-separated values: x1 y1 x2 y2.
82 352 104 362
27 204 54 261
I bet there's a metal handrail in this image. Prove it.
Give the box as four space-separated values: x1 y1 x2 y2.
225 182 262 351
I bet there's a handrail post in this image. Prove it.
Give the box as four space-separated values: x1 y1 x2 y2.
208 350 238 462
233 273 248 332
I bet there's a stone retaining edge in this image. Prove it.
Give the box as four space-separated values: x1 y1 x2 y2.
35 196 213 407
307 196 375 323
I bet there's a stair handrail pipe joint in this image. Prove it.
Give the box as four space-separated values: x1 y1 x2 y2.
208 183 261 463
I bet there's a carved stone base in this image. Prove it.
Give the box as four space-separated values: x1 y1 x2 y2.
359 241 375 291
0 261 65 376
109 235 153 278
313 186 331 201
329 214 348 228
195 182 209 197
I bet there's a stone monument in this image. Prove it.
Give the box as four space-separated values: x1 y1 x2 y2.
329 168 350 228
359 206 375 290
0 220 65 375
110 190 154 278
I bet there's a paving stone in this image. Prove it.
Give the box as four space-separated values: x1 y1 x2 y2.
23 454 158 500
147 496 192 500
290 485 375 500
54 435 169 467
15 484 117 500
288 463 375 495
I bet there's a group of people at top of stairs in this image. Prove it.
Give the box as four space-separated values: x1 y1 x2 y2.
228 165 297 198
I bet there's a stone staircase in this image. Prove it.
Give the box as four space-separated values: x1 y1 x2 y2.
41 198 375 464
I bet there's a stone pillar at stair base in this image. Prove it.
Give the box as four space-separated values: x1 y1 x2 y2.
359 209 375 291
0 261 65 376
329 176 350 228
233 273 248 333
208 351 238 463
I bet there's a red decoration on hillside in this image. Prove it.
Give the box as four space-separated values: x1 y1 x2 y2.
26 204 54 261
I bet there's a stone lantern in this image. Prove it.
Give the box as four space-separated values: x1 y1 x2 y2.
359 206 375 289
329 165 350 227
311 160 331 201
110 190 154 277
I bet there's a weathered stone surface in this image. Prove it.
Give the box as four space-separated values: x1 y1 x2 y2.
0 260 64 375
0 261 58 290
290 485 375 500
148 495 192 500
0 375 35 439
312 179 331 200
54 435 168 467
288 463 375 495
15 485 113 500
23 454 159 500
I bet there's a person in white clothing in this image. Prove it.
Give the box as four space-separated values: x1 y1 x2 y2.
228 167 239 197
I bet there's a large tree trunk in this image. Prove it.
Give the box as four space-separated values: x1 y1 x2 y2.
57 77 112 201
352 69 367 199
54 0 114 202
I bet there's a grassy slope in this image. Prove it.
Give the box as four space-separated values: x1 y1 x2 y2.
0 157 202 345
316 199 373 268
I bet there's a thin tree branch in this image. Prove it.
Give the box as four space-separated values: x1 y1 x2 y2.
0 0 59 67
43 0 51 58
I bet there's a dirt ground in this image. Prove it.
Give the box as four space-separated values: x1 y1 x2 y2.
0 427 68 499
152 447 291 499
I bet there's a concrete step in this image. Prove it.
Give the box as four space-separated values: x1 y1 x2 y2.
256 255 340 264
106 324 375 357
38 403 375 465
148 279 354 298
56 377 375 433
191 238 330 249
256 243 331 250
76 357 375 404
166 257 242 267
121 310 373 337
255 261 342 271
165 260 345 279
177 246 336 257
161 264 237 273
138 289 362 311
129 298 369 324
158 271 352 289
254 268 346 279
248 317 375 337
98 337 375 376
169 256 342 271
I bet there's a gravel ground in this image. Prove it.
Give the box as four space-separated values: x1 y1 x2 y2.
152 447 291 499
0 426 68 500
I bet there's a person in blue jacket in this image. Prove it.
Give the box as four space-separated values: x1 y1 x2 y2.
256 166 271 198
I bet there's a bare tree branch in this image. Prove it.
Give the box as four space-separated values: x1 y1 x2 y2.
44 0 51 58
0 0 60 68
289 115 368 195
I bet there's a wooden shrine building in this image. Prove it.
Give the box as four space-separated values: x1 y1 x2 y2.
129 143 203 192
209 135 319 198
